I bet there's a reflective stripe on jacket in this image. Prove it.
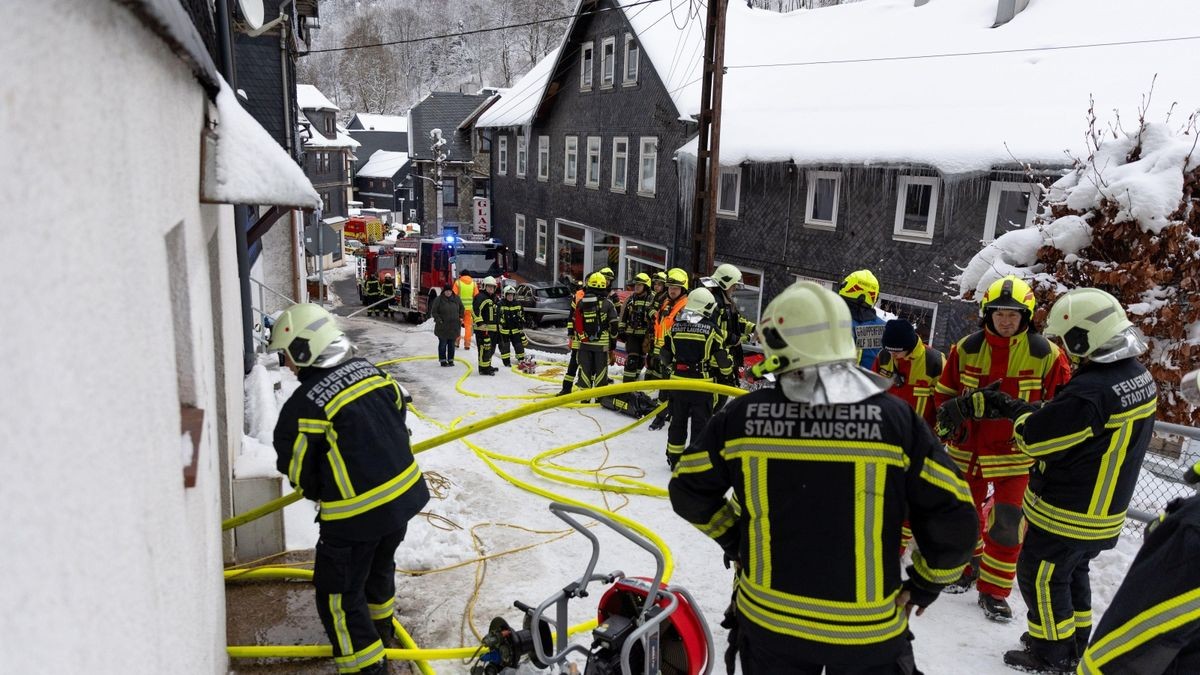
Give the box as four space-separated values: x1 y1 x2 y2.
872 341 944 429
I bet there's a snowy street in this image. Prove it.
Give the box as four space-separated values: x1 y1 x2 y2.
236 263 1143 674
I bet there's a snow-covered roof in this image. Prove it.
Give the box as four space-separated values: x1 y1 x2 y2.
296 84 339 112
352 113 408 132
357 150 410 178
681 0 1200 174
203 79 321 209
476 0 705 128
304 122 360 150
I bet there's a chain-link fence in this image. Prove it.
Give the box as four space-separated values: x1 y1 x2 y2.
1124 422 1200 534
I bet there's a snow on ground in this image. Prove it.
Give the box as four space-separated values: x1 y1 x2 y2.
238 268 1154 674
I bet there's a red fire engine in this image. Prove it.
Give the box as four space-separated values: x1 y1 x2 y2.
357 232 512 321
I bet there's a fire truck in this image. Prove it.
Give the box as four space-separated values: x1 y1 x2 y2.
357 232 513 321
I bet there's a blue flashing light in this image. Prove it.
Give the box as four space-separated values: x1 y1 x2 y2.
444 234 455 243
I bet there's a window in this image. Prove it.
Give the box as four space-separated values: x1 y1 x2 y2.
497 136 508 175
473 179 490 198
638 137 657 196
623 239 667 284
600 37 616 88
367 179 374 189
623 34 639 85
611 136 628 192
515 214 526 256
321 192 330 212
893 175 940 244
535 219 548 263
537 136 549 181
580 41 594 91
878 292 939 344
564 135 579 185
984 181 1039 243
585 136 602 188
324 116 334 134
441 178 457 206
805 170 841 229
717 166 741 217
516 135 527 177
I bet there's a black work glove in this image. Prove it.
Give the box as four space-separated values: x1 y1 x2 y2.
901 565 941 614
971 384 1039 420
935 397 970 442
1183 462 1200 485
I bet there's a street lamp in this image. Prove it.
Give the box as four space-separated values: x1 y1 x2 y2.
430 128 448 235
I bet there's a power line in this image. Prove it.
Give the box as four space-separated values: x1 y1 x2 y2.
309 0 667 54
726 34 1200 70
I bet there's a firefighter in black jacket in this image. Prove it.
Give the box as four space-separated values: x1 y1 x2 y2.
497 284 529 368
474 276 500 375
619 272 656 383
270 303 430 675
574 271 619 392
1077 475 1200 674
965 288 1157 673
669 282 977 674
363 274 381 316
660 287 733 469
704 263 757 409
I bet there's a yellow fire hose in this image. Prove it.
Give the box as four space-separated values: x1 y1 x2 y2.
224 359 746 672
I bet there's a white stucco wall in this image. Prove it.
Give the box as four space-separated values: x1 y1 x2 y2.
0 1 235 672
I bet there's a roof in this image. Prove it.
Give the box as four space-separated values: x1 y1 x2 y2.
348 113 408 132
302 117 360 150
203 79 321 209
476 0 705 128
296 84 339 112
407 92 491 161
679 0 1200 174
357 150 410 178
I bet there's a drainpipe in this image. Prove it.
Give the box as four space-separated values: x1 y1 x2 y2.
216 0 257 374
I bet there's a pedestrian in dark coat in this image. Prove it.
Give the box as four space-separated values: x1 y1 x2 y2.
431 287 464 366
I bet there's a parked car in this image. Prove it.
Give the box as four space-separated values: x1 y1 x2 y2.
345 238 365 255
513 281 573 326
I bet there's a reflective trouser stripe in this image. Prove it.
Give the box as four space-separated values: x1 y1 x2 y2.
368 597 394 621
737 585 908 645
1080 588 1200 672
1032 560 1076 641
330 594 354 658
333 639 385 673
320 462 423 521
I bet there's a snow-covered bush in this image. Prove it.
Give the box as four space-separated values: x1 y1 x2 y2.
959 109 1200 424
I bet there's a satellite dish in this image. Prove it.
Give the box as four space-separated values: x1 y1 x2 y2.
237 0 265 30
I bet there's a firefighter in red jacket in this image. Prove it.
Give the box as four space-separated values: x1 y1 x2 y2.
934 275 1071 622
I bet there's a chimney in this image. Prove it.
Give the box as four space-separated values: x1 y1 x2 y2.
994 0 1031 26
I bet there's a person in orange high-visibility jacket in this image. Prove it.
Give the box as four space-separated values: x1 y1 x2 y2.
647 268 690 430
453 274 478 349
933 275 1071 623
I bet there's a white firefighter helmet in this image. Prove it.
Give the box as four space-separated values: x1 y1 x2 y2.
712 263 743 291
482 276 498 289
684 287 718 318
1043 287 1143 362
268 303 345 368
757 282 856 374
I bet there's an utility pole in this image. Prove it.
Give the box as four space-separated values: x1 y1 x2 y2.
431 128 448 235
690 0 729 276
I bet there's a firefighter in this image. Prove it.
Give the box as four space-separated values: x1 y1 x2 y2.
838 269 887 368
956 288 1156 672
872 319 943 429
934 275 1072 622
669 282 977 674
618 272 656 383
497 284 530 369
558 279 586 396
363 274 382 317
704 263 758 407
573 272 619 394
873 319 944 554
453 273 479 349
648 268 690 431
1075 466 1200 675
474 276 499 375
269 303 430 675
660 287 732 469
640 271 671 388
380 276 396 320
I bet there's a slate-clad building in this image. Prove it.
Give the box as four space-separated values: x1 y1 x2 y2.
406 92 494 233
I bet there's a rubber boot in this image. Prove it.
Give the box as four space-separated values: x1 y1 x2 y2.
374 618 401 649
